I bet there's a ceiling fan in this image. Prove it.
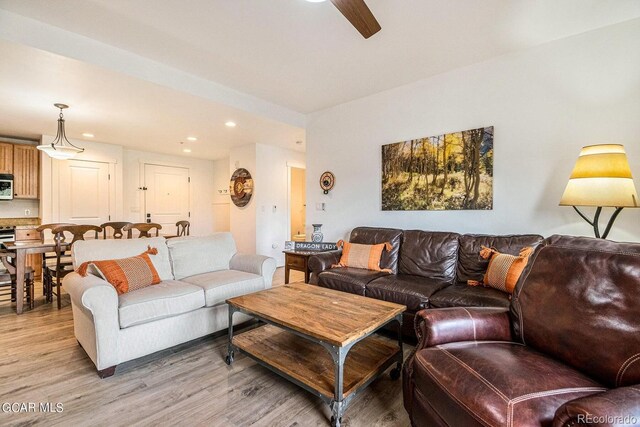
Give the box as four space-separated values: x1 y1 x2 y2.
309 0 381 39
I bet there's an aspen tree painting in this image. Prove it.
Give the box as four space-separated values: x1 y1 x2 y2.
381 126 494 211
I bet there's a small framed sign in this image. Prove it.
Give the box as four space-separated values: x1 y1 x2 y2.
294 242 338 251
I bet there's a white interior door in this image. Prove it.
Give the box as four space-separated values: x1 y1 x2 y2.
58 160 110 224
144 164 190 234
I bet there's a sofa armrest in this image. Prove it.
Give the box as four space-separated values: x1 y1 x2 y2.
307 250 342 284
414 307 512 350
63 272 120 370
230 254 277 288
553 386 640 427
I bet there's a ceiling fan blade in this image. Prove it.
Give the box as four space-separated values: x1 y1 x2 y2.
329 0 381 39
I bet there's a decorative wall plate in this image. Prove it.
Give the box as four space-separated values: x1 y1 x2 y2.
320 171 335 194
230 168 253 207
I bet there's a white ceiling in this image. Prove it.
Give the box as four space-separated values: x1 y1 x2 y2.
0 40 305 159
0 0 638 159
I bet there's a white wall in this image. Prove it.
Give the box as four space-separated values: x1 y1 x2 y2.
255 144 305 265
229 144 257 254
41 137 218 235
229 143 305 264
306 19 640 243
212 157 230 232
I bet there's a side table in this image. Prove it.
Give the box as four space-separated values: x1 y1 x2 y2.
283 250 316 284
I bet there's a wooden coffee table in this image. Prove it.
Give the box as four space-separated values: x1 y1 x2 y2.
225 283 405 427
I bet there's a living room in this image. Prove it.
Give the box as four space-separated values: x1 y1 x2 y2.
0 1 639 426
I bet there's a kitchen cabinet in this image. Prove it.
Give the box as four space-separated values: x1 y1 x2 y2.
13 145 39 199
0 143 12 174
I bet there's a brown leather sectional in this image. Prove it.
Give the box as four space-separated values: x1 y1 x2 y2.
403 234 640 426
308 226 544 337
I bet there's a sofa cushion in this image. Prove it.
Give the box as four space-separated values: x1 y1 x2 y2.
399 230 459 282
118 280 205 328
413 341 605 427
366 275 450 311
318 268 390 295
457 233 544 283
167 233 237 280
73 237 173 281
181 270 265 307
429 282 510 309
349 227 403 273
514 235 640 388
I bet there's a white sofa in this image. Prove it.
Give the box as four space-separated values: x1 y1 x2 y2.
63 233 276 377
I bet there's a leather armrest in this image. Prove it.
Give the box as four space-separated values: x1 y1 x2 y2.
307 250 342 284
414 306 512 350
553 386 640 427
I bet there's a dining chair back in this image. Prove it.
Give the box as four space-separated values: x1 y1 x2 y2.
100 222 132 239
36 223 75 304
123 222 162 238
47 225 102 309
176 220 190 237
0 249 34 310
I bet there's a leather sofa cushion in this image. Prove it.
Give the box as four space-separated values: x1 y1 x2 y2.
318 268 390 295
413 341 605 427
514 235 640 388
349 227 403 273
429 282 510 309
457 233 544 283
181 269 265 307
118 280 205 328
366 275 450 311
399 230 459 282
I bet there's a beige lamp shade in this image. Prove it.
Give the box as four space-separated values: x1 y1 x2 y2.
560 144 638 207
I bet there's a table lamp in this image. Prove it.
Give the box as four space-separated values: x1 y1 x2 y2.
560 144 638 239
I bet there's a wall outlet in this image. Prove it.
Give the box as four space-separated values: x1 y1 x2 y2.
24 209 30 216
218 189 229 195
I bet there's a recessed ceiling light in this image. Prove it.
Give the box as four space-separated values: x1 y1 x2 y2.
225 121 236 128
183 149 192 153
187 137 197 141
82 133 94 138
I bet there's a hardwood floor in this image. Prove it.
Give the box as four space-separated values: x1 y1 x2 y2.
0 267 411 426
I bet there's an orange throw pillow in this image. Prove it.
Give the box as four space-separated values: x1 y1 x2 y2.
468 246 534 293
77 247 161 295
332 240 393 272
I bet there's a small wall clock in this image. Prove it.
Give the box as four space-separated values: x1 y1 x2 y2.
230 168 253 207
320 171 335 195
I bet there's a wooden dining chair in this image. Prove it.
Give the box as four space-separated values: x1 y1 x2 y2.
100 222 132 239
0 249 34 310
176 220 190 237
36 223 75 302
46 225 102 309
123 222 162 238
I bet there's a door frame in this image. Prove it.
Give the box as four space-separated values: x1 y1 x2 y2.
139 161 191 224
286 161 306 243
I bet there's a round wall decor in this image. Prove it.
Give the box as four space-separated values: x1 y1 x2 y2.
320 171 335 194
230 168 254 207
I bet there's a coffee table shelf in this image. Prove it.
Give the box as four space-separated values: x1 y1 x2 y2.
233 324 399 399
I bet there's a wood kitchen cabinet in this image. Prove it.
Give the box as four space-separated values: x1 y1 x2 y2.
13 145 39 199
0 142 12 174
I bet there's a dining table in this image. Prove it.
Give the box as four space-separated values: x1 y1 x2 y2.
2 239 69 315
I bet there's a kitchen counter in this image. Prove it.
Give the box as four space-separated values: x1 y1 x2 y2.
0 217 41 227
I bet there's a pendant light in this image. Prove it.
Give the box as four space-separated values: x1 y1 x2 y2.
37 103 85 160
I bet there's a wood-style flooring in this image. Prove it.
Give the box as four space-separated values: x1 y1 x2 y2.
0 268 411 426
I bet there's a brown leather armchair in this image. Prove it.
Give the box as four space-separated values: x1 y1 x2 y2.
403 235 640 426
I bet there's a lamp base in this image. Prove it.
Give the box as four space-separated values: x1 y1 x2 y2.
572 206 624 239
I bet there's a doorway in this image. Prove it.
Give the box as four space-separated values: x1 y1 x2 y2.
143 164 190 233
289 167 306 241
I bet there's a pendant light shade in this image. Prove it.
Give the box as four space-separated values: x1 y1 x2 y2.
37 103 84 160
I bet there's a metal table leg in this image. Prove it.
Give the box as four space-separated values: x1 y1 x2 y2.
390 313 403 380
225 306 236 365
